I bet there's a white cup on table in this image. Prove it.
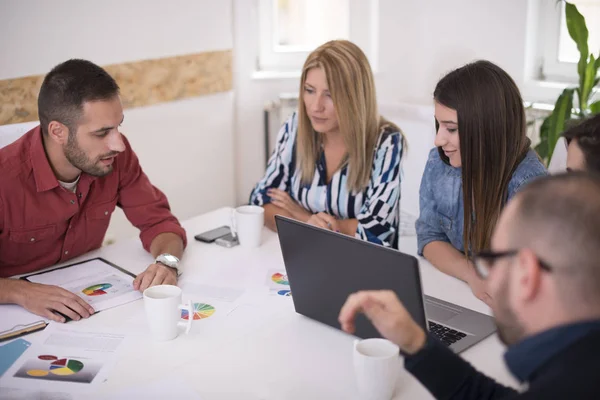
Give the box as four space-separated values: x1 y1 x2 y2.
230 205 264 248
353 338 401 400
143 285 193 341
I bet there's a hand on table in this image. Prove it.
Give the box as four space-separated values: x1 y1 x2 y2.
467 271 493 307
10 280 94 323
307 212 340 232
267 189 311 221
339 290 427 355
133 263 177 292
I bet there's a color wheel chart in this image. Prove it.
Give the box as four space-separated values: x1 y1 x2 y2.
277 290 292 297
271 273 289 285
181 303 216 320
82 283 112 296
27 355 84 377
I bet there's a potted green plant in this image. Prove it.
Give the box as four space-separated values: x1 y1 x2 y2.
535 1 600 165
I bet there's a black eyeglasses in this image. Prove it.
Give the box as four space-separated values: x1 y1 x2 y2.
473 250 553 279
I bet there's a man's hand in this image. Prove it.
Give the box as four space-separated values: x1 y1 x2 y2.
307 212 340 232
7 279 94 323
133 263 177 292
339 290 427 354
267 189 311 222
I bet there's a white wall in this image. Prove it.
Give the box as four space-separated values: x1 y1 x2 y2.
233 1 299 205
1 0 235 242
233 0 541 211
110 94 235 241
0 0 232 79
376 0 530 105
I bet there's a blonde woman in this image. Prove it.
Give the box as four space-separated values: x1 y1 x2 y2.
250 40 404 247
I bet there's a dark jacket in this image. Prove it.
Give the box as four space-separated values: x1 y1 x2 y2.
405 326 600 399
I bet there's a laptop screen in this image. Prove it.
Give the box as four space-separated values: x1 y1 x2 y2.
276 216 428 339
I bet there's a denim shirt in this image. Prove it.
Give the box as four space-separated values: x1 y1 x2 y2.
416 148 547 255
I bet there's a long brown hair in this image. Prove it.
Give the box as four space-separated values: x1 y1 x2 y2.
297 40 401 193
434 60 531 254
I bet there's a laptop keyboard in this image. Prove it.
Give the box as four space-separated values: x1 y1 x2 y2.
428 321 467 346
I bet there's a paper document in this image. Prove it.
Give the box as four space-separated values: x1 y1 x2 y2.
0 304 49 342
0 323 126 392
180 283 244 302
24 258 142 313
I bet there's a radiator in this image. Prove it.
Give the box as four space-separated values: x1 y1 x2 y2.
263 93 298 166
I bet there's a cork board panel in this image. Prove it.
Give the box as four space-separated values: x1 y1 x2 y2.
0 50 232 125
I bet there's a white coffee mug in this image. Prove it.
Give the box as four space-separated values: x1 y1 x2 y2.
230 205 264 248
143 285 193 341
353 338 401 400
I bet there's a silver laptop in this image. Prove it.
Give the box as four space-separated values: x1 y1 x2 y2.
275 215 496 353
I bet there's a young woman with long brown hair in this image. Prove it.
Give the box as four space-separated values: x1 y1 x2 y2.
416 60 547 304
250 40 404 247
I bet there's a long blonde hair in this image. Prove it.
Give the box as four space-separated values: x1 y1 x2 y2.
297 40 396 193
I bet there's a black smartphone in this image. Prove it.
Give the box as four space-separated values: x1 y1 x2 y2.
194 225 231 243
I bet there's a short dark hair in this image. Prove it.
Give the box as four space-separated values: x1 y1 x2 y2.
510 172 600 309
38 59 120 135
562 114 600 173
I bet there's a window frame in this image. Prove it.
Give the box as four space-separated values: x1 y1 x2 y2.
539 0 592 83
257 0 379 72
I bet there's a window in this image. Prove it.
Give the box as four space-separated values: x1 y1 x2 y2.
258 0 378 72
540 0 600 82
276 0 349 50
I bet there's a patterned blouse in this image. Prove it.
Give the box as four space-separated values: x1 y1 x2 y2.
250 112 404 247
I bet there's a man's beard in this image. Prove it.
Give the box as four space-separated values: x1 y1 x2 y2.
64 133 116 178
495 271 526 346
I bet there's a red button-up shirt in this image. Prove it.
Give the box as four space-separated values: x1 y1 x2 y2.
0 126 187 277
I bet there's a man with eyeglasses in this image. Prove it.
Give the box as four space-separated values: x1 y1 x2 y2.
339 172 600 399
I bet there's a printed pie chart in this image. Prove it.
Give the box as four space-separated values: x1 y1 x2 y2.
82 283 112 296
27 356 84 377
277 290 292 297
271 273 289 285
49 358 84 375
181 303 216 320
38 355 58 361
26 369 49 377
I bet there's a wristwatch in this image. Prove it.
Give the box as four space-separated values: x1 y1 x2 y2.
155 253 181 277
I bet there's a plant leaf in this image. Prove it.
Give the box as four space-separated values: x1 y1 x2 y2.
535 118 550 164
581 53 597 112
547 88 575 164
591 100 600 114
565 3 589 83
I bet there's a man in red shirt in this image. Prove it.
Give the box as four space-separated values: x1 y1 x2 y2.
0 59 187 323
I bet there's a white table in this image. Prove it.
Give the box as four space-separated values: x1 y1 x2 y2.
4 208 518 399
